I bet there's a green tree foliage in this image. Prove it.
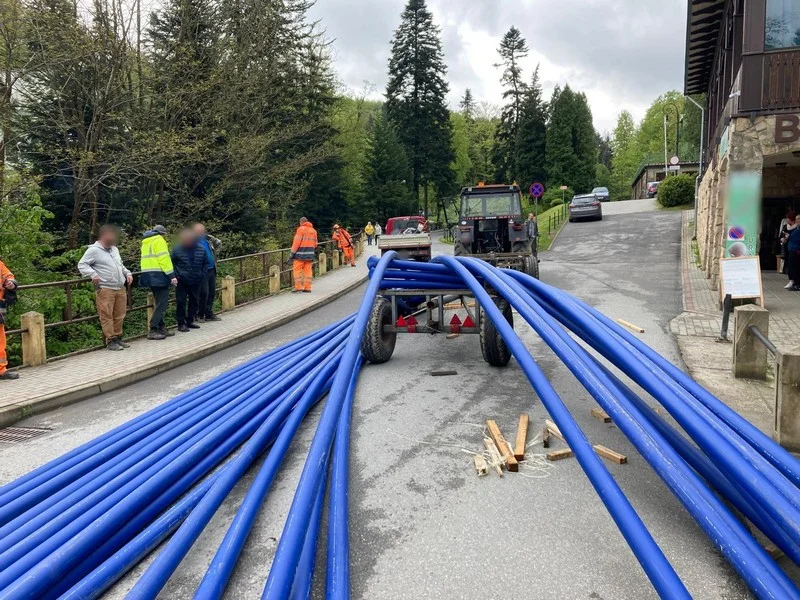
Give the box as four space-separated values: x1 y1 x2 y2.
656 174 695 208
595 164 612 190
610 110 640 200
491 26 528 183
458 88 495 186
596 132 613 169
545 85 597 193
515 66 548 192
361 111 414 223
385 0 454 215
636 90 701 162
450 112 472 189
460 88 476 123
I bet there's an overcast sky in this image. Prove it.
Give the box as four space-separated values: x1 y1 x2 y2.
309 0 688 133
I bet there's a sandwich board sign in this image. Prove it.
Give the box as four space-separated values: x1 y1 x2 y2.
720 256 764 307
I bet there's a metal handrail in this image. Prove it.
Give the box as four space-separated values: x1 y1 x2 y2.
748 325 778 356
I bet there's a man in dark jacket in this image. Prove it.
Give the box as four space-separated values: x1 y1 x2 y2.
171 229 209 332
193 223 222 322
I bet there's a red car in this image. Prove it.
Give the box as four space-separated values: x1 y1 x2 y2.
385 216 428 235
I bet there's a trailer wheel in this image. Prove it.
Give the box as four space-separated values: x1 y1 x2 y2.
361 297 396 364
523 255 539 279
480 297 513 367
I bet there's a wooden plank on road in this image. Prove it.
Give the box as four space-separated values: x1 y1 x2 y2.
514 414 529 461
487 420 518 472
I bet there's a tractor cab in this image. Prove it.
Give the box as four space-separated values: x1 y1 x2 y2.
454 183 538 278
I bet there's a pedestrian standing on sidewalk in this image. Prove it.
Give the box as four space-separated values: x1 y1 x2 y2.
290 217 318 293
332 224 356 267
374 222 382 244
140 225 177 340
0 258 19 380
780 212 797 287
787 216 800 291
171 229 209 332
78 225 133 351
193 223 222 323
365 222 375 245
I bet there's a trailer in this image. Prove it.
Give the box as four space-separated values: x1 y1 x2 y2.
360 287 513 367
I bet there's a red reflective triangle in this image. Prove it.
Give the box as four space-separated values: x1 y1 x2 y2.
450 314 462 325
396 315 407 327
463 315 475 328
406 315 418 325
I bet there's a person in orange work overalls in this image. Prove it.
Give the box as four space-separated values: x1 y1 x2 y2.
290 217 318 293
332 224 356 267
0 259 19 380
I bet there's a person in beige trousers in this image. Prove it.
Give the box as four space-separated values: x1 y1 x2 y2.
78 225 134 351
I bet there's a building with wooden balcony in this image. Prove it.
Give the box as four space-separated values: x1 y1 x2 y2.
686 0 800 288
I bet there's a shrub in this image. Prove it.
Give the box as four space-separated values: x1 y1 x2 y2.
657 175 695 208
539 186 573 209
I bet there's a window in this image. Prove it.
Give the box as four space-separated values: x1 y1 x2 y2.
765 0 800 50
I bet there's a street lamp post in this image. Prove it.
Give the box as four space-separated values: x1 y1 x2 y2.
684 95 706 238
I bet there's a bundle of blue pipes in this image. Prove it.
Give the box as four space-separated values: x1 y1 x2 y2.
0 250 797 599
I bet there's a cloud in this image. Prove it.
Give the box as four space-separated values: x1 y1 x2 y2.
310 0 688 132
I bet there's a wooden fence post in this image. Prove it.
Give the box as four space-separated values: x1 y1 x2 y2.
221 276 236 311
318 252 327 276
269 265 281 295
20 312 47 367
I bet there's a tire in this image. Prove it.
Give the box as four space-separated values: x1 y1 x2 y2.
361 297 396 364
480 297 513 367
523 255 539 279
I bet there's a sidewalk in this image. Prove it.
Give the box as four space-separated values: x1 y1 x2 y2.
0 245 379 427
670 211 800 433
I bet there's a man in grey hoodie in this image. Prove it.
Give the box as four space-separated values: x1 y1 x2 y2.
78 225 133 351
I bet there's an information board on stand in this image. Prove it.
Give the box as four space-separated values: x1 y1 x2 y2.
719 256 764 307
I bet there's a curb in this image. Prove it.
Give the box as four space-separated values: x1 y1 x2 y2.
0 272 369 428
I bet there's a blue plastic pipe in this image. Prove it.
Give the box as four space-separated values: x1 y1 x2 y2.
433 256 691 600
262 252 397 599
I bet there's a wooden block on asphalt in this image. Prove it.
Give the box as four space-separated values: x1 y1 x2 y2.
430 370 458 377
593 444 627 464
446 333 460 339
514 414 529 461
483 438 504 477
486 420 518 472
546 448 574 461
591 408 612 423
544 419 565 443
542 427 551 448
473 454 488 476
616 318 645 333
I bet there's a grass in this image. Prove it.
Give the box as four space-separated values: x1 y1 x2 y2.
536 203 569 251
657 202 695 211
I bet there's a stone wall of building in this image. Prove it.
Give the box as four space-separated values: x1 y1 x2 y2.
696 113 800 290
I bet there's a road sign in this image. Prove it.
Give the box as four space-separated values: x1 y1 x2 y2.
668 165 681 172
559 185 568 191
530 182 545 198
669 155 680 166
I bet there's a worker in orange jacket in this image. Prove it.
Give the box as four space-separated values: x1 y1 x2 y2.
0 259 19 380
290 217 318 292
332 224 356 267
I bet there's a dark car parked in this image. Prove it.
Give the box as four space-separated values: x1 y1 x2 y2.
568 194 603 222
646 181 660 198
591 186 610 202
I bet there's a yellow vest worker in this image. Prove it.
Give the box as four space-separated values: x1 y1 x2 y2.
291 218 318 292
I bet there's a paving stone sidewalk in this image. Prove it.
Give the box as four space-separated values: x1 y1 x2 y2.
0 245 380 427
671 211 800 350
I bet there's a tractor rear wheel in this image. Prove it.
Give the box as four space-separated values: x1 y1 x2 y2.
523 255 540 279
480 297 513 367
361 297 396 364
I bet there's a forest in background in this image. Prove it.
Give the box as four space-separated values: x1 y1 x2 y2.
1 0 704 285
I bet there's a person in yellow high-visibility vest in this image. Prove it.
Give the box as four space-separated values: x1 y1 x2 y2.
291 217 318 292
333 224 356 267
140 225 177 339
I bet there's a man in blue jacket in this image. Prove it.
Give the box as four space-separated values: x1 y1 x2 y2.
170 229 209 332
193 223 222 323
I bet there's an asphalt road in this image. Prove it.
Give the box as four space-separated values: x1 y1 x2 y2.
0 208 754 599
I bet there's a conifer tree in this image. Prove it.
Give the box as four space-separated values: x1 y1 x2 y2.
385 0 453 215
515 65 548 192
491 26 528 183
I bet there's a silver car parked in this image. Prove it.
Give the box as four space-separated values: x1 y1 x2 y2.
568 194 603 221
